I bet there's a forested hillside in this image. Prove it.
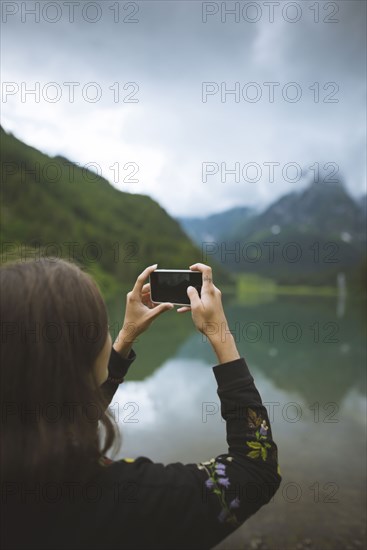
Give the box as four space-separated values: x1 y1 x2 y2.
0 128 229 298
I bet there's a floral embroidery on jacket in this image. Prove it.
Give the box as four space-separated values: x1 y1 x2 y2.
246 408 272 461
198 458 240 526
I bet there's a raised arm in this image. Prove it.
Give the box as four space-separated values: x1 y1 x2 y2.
95 263 281 550
100 346 136 407
100 263 175 406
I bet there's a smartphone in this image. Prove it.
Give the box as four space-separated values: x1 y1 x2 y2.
149 269 202 306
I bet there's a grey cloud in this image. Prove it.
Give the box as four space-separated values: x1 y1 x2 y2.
1 0 365 216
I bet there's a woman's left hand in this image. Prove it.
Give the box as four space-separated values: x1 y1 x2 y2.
113 264 174 357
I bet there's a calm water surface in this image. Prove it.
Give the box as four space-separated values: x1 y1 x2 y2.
106 293 366 550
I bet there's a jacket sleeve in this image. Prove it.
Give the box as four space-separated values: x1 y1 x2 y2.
100 347 137 407
104 356 282 550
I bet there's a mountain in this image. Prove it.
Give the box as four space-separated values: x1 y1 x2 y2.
176 206 255 245
232 182 365 242
0 127 229 299
1 127 364 292
239 183 366 285
177 182 366 287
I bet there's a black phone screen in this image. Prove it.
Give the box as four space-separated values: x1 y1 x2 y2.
150 270 202 305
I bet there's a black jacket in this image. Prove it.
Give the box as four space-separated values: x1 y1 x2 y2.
3 348 282 550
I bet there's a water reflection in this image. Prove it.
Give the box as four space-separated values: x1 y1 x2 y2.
106 295 366 548
224 296 366 404
109 295 366 400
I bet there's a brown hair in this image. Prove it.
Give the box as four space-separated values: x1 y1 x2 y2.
0 257 118 484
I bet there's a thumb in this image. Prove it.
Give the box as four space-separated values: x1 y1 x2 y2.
186 286 201 308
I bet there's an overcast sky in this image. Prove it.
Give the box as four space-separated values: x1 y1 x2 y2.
1 0 366 217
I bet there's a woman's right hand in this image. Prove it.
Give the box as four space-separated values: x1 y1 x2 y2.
177 263 226 334
177 263 240 363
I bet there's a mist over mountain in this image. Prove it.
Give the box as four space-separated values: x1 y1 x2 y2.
176 206 255 245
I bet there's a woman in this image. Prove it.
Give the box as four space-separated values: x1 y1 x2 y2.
1 258 281 550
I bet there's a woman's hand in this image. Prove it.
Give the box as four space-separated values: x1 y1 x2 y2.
113 264 174 358
177 263 240 364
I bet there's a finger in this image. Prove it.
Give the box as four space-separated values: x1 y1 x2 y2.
177 306 191 313
141 291 160 307
148 302 174 319
189 263 213 291
186 286 202 308
142 283 151 293
131 264 157 296
144 298 162 310
141 295 154 308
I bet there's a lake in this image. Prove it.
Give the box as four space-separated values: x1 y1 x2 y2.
106 292 366 550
